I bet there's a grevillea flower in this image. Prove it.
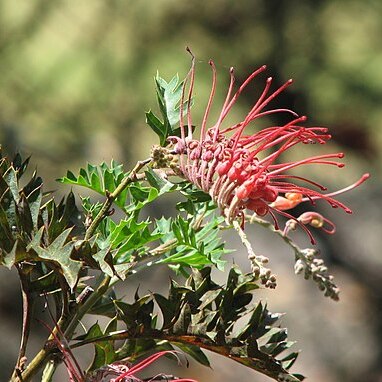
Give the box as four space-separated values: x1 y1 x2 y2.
168 53 369 244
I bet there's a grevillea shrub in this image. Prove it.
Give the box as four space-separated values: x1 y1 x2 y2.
1 52 368 382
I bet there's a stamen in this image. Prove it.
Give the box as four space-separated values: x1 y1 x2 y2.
212 66 236 141
246 79 294 125
316 173 369 198
249 108 300 120
272 207 316 244
270 174 327 190
249 116 307 159
200 60 217 141
219 65 267 133
179 75 188 141
186 50 196 140
268 153 345 175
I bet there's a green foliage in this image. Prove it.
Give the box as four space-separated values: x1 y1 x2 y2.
28 227 81 289
59 160 228 275
155 213 228 271
77 319 118 372
58 161 128 209
74 267 303 381
0 149 81 290
146 73 191 146
0 147 307 381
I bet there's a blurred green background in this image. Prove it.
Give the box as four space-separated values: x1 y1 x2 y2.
0 1 381 381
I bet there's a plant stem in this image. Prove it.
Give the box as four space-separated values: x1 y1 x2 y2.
11 265 34 381
41 360 56 382
85 157 151 240
71 331 295 382
64 273 111 339
65 157 151 336
232 220 256 258
245 214 303 255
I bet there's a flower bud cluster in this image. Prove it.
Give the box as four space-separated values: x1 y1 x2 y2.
150 145 180 174
249 254 277 289
295 248 339 301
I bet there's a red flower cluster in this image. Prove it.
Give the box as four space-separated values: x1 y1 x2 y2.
169 55 369 243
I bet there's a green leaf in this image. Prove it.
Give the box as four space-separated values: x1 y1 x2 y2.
1 240 18 269
84 322 117 371
158 213 228 270
125 184 160 212
179 182 212 203
281 351 300 371
3 167 19 203
175 342 211 367
44 192 80 243
0 204 14 253
92 246 116 278
116 338 171 362
110 216 161 255
145 167 177 194
89 290 118 318
154 293 177 329
145 110 167 146
114 296 154 334
155 73 184 129
147 73 191 145
58 161 127 208
31 228 82 289
25 177 43 229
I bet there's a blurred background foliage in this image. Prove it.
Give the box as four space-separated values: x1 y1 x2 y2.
0 1 381 381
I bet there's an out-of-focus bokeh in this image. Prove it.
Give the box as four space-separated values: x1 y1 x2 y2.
0 1 381 381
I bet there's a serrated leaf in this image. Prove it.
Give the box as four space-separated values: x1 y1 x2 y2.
4 167 19 203
172 303 192 334
157 73 183 129
92 246 116 278
26 182 43 229
148 73 192 145
145 110 167 146
281 351 300 370
198 289 222 310
179 183 212 203
0 204 13 252
145 167 177 194
125 185 160 212
153 294 178 330
32 228 82 289
84 323 116 371
58 161 127 208
89 290 118 318
175 342 211 367
158 213 228 271
268 340 296 358
1 240 18 269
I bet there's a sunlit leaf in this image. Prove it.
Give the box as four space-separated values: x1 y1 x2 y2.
31 228 82 289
